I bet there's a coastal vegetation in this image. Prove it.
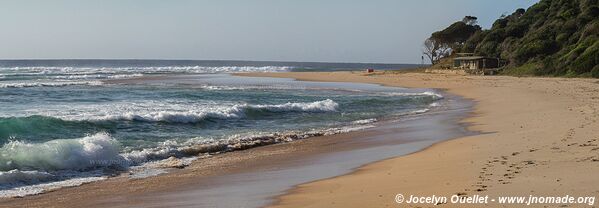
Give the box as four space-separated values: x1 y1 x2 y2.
424 0 599 77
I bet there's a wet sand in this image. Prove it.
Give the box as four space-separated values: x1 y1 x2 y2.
241 71 599 208
0 73 471 208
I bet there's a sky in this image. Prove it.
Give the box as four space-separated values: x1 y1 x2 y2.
0 0 538 64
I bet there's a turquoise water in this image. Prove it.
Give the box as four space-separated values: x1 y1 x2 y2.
0 61 439 197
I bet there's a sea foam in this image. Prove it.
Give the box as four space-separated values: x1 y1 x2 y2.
0 65 291 77
383 91 444 99
0 173 106 198
0 81 103 88
0 170 54 185
0 133 127 172
16 99 340 124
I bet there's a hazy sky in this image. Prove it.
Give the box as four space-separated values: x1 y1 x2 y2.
0 0 538 63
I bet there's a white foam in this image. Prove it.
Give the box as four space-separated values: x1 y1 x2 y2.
0 133 127 172
0 66 291 76
324 125 376 135
0 81 103 88
0 65 291 88
0 174 106 198
128 168 168 179
51 73 144 80
195 84 305 91
352 118 378 125
250 99 338 112
410 109 430 114
98 110 243 124
0 170 54 185
384 91 444 99
4 99 339 124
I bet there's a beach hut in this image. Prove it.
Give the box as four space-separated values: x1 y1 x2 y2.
366 68 374 73
453 56 500 75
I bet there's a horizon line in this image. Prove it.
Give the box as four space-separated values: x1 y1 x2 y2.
0 58 421 65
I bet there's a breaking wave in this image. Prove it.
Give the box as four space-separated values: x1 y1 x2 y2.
0 120 374 197
0 65 292 88
382 91 444 99
0 170 54 185
71 99 339 124
0 65 291 77
0 81 103 88
0 133 125 172
0 123 374 174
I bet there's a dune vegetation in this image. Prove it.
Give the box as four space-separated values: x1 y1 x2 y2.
424 0 599 77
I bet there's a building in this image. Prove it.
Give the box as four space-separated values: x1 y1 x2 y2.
453 55 500 75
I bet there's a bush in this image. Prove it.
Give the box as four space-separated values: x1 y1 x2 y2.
505 22 528 38
556 33 570 44
571 40 599 73
475 41 499 57
591 65 599 78
514 39 557 64
502 62 539 76
581 5 599 20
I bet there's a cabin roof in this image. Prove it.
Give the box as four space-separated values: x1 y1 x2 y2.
453 56 487 60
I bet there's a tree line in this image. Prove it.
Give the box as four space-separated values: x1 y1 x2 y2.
423 0 599 77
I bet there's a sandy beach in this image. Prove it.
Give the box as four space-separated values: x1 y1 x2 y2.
4 1 595 207
1 71 598 207
243 71 599 207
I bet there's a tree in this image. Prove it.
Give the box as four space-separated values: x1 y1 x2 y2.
430 16 482 53
423 38 451 64
462 16 478 26
432 22 481 45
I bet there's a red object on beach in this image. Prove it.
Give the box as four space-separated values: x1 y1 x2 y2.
366 68 374 73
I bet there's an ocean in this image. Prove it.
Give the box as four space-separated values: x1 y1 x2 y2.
0 60 439 197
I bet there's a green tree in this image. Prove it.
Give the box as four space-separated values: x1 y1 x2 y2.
422 38 451 64
430 17 482 52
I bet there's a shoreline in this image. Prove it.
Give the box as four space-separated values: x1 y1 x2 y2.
2 71 597 208
0 72 472 208
242 72 599 208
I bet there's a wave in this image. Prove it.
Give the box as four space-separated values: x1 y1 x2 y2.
0 170 54 185
0 133 126 172
250 99 338 112
0 65 291 88
0 122 371 176
352 118 377 125
81 99 339 124
0 171 106 198
0 81 103 88
429 102 441 107
410 108 430 114
51 73 144 80
0 65 291 75
127 124 377 163
0 119 374 197
383 91 444 99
